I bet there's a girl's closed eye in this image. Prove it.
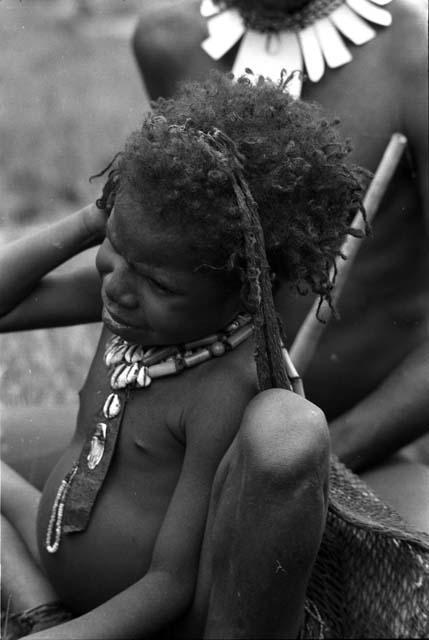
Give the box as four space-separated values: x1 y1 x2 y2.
121 260 171 294
132 264 184 296
146 276 177 296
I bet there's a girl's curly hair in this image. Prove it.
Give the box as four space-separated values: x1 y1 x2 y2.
97 72 366 305
95 71 368 390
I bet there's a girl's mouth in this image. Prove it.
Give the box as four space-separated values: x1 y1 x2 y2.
102 304 136 332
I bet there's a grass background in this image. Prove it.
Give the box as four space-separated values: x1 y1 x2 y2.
0 0 150 406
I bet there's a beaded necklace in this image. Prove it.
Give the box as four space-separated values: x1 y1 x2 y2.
105 312 254 393
201 0 392 97
45 313 254 553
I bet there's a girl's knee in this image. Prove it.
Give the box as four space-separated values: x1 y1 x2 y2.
238 389 330 491
201 391 329 640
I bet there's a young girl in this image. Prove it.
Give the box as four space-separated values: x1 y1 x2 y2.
1 73 428 639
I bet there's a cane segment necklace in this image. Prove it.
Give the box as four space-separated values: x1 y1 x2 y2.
201 0 392 97
45 313 254 553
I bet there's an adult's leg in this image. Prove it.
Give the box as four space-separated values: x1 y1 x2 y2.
362 458 429 535
0 403 77 489
181 389 330 639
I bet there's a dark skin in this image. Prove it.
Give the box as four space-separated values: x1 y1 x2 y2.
0 202 329 638
132 0 429 472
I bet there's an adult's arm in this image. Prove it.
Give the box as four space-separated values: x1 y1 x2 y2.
0 205 104 331
132 0 209 100
330 0 429 471
330 340 429 471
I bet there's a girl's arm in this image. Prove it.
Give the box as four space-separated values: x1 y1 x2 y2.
0 205 105 331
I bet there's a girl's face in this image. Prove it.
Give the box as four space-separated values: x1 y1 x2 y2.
96 197 242 346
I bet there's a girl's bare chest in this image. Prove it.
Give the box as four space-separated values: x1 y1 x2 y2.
75 328 186 460
38 355 187 611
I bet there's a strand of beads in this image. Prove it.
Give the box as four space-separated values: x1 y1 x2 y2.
45 464 78 553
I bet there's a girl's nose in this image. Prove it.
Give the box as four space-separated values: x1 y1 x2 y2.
104 274 139 309
96 242 139 310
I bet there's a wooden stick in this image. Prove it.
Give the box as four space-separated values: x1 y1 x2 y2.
289 132 408 375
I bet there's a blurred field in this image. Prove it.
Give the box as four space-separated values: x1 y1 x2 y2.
0 0 149 406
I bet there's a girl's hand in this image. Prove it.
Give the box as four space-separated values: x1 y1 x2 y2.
81 203 109 244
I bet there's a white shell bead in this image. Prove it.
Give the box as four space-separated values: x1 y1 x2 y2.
105 344 127 367
137 366 152 388
125 363 140 384
109 335 123 348
111 364 127 389
117 366 131 389
110 344 129 366
103 393 121 418
104 347 116 367
125 344 144 363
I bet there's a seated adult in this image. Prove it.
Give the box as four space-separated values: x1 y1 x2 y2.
132 0 429 478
